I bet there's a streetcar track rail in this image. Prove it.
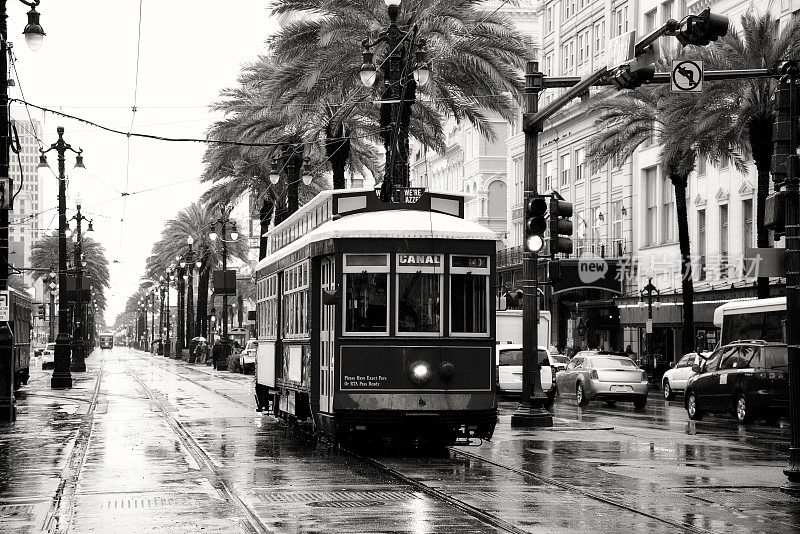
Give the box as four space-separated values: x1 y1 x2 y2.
447 447 715 534
126 362 270 534
43 352 107 534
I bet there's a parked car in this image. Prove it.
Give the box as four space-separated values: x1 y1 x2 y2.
555 352 649 409
41 342 56 370
684 341 788 424
496 343 555 407
548 352 570 373
239 339 258 374
662 352 710 400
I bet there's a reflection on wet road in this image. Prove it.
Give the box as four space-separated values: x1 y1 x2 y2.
0 347 797 533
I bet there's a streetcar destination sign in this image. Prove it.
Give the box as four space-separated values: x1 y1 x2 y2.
398 254 441 266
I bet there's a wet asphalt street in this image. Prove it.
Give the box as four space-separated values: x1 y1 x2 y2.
1 346 798 533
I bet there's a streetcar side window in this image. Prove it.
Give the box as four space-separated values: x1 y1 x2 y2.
283 262 310 339
343 254 389 335
450 255 490 336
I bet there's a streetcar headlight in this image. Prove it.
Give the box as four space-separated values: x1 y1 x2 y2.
409 361 432 386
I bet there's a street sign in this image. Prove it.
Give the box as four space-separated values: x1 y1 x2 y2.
646 319 653 334
672 59 703 92
0 290 8 321
606 31 636 70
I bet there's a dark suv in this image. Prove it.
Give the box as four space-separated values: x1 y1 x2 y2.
684 340 788 424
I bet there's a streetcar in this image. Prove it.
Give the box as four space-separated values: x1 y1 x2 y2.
254 188 498 446
9 287 32 390
99 332 114 349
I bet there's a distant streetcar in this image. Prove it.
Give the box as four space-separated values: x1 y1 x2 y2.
254 188 498 446
9 288 32 390
99 332 114 349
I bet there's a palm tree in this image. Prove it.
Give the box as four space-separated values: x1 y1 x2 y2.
267 0 529 188
691 12 800 299
145 202 249 339
30 233 111 316
589 81 739 357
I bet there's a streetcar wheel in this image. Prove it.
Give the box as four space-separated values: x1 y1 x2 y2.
576 383 588 406
605 400 617 407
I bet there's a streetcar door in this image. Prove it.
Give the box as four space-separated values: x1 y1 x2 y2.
320 256 335 413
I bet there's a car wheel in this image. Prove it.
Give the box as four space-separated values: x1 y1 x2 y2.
686 391 703 420
663 379 675 401
633 396 647 410
576 383 588 406
735 394 751 424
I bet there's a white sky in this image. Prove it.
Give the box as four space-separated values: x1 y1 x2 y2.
7 1 278 325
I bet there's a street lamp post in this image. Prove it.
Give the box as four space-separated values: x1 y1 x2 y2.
640 277 661 376
68 194 93 372
164 267 173 358
359 0 430 202
149 289 155 353
38 127 86 390
185 237 197 355
0 0 46 420
209 208 238 370
269 146 313 221
46 270 56 343
175 256 185 357
159 276 165 355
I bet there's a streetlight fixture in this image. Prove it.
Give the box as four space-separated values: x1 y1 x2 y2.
209 205 238 370
640 277 661 376
38 127 86 390
68 194 93 372
269 158 280 185
358 0 430 202
0 0 46 420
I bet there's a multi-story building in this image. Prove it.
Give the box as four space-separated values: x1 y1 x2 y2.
8 114 43 289
501 0 790 371
409 1 540 238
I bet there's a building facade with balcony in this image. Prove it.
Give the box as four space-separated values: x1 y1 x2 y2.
499 0 792 370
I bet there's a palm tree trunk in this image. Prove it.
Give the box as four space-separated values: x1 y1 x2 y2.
196 266 210 338
186 268 194 347
674 175 695 356
259 197 274 261
750 124 773 299
326 121 350 189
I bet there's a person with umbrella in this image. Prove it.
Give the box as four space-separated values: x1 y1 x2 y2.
193 337 208 364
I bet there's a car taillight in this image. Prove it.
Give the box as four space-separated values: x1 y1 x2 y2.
641 370 648 381
590 370 598 380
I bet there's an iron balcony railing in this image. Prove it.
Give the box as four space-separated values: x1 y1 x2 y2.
497 238 629 268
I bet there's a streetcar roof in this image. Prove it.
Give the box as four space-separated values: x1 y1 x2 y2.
257 208 498 269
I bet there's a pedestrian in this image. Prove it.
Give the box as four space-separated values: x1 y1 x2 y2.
194 341 205 363
625 345 637 364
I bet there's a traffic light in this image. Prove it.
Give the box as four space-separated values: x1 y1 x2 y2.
525 195 548 253
549 199 574 256
611 64 655 90
677 9 728 47
37 304 45 320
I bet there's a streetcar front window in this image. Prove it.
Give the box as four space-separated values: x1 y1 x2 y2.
397 273 441 333
345 272 388 333
450 273 488 334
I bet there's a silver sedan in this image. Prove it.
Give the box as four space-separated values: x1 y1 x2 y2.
556 353 649 409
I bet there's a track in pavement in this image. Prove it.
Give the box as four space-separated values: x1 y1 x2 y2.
128 349 719 534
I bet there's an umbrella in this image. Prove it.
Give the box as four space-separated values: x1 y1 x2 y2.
191 336 207 342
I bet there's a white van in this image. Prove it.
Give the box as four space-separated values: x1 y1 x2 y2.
496 343 555 407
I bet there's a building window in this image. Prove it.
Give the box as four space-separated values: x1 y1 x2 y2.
543 160 553 191
612 200 623 243
661 177 675 243
743 199 753 252
575 148 586 182
545 53 553 76
645 167 658 246
645 9 656 32
720 204 729 278
514 157 524 205
697 156 706 175
595 20 606 52
661 1 674 24
560 153 571 186
545 6 553 33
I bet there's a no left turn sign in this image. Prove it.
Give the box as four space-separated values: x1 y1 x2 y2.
672 59 703 92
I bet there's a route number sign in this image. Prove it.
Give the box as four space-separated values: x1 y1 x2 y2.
672 60 703 92
0 290 8 321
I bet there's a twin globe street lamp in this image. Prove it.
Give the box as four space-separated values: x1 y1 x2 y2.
359 0 430 202
209 211 238 370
